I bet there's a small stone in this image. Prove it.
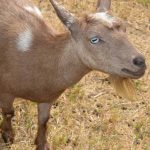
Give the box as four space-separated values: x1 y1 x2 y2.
121 107 127 110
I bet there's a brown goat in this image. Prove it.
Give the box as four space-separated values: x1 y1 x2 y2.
0 0 146 149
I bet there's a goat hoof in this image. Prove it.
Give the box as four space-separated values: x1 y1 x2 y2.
1 130 14 144
36 143 52 150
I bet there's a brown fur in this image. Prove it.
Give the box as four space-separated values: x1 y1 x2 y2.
0 0 146 149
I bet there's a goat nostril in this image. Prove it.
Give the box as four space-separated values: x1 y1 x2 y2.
133 57 145 68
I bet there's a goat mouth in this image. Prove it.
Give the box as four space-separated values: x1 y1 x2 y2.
122 68 145 78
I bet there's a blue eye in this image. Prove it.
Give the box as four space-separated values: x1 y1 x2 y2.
90 37 100 44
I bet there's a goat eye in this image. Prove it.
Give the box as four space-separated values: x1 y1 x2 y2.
90 37 100 44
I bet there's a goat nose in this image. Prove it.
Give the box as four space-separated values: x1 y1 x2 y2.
133 57 145 68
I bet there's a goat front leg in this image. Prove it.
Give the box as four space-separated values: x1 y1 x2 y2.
35 103 52 150
0 94 15 143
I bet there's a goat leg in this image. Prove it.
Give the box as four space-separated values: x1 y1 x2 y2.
0 94 14 144
35 103 52 150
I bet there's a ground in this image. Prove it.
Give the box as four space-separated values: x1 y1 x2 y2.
0 0 150 150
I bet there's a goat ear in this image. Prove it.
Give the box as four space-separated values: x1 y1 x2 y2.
49 0 78 31
97 0 111 12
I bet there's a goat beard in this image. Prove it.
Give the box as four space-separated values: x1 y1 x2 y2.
109 75 137 101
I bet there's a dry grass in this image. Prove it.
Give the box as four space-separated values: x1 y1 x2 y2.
109 76 137 101
0 0 150 150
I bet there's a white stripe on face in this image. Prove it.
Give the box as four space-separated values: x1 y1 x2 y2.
90 12 117 28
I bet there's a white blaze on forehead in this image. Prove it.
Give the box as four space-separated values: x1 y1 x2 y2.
24 6 42 17
17 28 33 52
91 12 117 27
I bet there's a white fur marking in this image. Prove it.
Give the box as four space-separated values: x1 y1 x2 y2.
24 6 42 17
17 28 33 52
92 12 116 24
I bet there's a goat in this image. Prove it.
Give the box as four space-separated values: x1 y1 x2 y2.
0 0 146 149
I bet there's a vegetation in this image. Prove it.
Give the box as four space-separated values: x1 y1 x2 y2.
137 0 150 7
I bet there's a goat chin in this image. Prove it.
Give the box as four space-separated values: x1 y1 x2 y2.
109 75 137 101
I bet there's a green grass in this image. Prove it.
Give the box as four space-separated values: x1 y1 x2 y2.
137 0 150 7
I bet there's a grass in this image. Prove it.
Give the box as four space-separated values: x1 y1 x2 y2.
137 0 150 7
0 0 150 150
